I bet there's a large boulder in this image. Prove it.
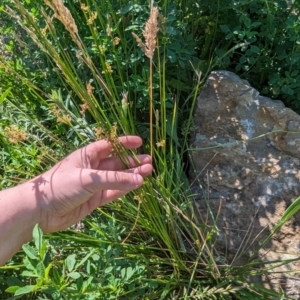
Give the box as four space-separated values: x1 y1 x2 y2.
190 70 300 298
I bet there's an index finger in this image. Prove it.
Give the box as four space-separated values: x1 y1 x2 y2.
85 136 143 167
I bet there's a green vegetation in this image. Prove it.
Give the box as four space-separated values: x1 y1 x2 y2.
0 0 300 299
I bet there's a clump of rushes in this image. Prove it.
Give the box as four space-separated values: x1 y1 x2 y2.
132 2 159 156
3 0 297 299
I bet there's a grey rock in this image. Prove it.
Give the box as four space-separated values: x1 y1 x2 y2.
190 70 300 299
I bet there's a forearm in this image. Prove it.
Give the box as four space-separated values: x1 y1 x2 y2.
0 182 39 265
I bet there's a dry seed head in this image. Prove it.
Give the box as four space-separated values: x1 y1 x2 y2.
113 37 121 46
80 3 90 12
50 106 71 125
133 195 141 202
156 140 166 148
93 127 106 140
102 62 113 74
80 103 89 115
87 11 98 25
75 50 84 64
144 6 159 59
121 91 129 117
57 114 72 125
121 91 129 107
45 0 78 43
106 14 113 36
106 26 113 37
132 6 159 59
93 124 119 148
99 45 106 55
50 106 61 117
4 125 27 144
41 24 49 37
143 6 159 58
132 32 147 55
40 9 54 37
86 82 95 96
84 55 93 68
107 123 122 154
133 189 145 203
109 123 118 141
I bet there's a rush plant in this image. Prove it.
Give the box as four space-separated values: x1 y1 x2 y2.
0 0 299 299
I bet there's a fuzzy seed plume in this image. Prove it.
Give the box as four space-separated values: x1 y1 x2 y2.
132 6 159 59
143 6 159 59
45 0 78 43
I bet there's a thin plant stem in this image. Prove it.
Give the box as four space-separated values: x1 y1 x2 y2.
149 56 153 157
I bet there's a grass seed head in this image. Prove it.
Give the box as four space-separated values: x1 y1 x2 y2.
75 50 84 64
99 45 106 55
57 114 72 125
86 82 95 96
113 37 121 46
80 103 89 115
143 6 159 59
107 123 122 154
121 91 129 107
41 24 49 37
102 62 113 74
93 127 106 140
87 11 98 25
133 195 141 202
45 0 78 44
4 125 27 144
132 6 159 59
132 32 147 54
156 140 166 148
106 26 113 37
121 91 129 117
80 3 90 12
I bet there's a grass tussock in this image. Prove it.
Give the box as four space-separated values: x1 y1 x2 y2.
0 0 300 299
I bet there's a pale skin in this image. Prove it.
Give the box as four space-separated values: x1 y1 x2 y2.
0 136 153 265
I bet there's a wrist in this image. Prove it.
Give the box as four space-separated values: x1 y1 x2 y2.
20 179 43 225
0 181 40 264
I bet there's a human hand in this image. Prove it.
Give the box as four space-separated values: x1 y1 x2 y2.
29 136 152 233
